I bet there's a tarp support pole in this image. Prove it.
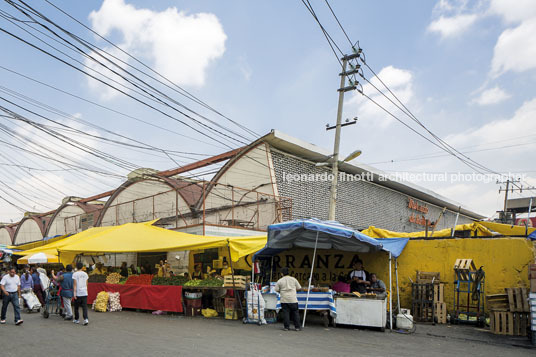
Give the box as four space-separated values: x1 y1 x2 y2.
527 198 533 236
302 230 319 328
227 243 245 319
389 251 392 332
396 258 400 313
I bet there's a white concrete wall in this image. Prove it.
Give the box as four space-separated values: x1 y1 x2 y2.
14 219 43 244
100 180 190 227
47 205 86 237
0 228 12 245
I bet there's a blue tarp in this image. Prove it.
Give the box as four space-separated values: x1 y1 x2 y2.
254 218 409 260
529 230 536 240
377 238 409 258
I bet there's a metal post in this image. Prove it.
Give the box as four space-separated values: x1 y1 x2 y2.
526 198 533 236
503 179 510 221
202 182 206 235
302 231 320 328
389 252 392 331
227 243 245 318
395 258 400 313
451 206 461 237
328 58 348 221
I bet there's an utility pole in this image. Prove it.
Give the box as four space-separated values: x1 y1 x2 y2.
497 178 522 223
328 50 361 221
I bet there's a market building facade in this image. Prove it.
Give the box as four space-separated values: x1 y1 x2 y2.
0 130 484 254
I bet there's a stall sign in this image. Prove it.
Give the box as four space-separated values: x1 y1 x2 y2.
271 250 377 284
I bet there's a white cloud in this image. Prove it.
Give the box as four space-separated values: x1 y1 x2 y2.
447 97 536 149
490 18 536 76
87 0 226 96
344 66 413 128
488 0 536 23
428 14 478 38
471 86 511 105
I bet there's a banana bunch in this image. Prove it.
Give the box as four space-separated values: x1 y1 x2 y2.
106 272 122 285
94 291 109 312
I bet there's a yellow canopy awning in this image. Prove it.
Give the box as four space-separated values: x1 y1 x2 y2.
57 221 267 262
362 222 494 238
478 220 536 236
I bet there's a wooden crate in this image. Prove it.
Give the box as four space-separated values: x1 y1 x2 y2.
513 313 529 337
454 259 476 280
486 294 509 311
412 283 435 323
434 283 444 303
417 271 440 284
505 288 530 312
223 275 247 289
213 297 224 314
434 302 447 324
490 311 514 335
224 307 238 320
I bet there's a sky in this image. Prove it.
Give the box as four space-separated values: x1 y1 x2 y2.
0 0 535 223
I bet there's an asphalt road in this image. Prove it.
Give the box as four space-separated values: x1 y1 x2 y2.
0 309 533 356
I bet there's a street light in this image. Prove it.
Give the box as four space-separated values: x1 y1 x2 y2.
315 150 362 167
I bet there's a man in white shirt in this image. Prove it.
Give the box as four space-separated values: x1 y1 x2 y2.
0 268 23 325
274 267 302 331
72 262 89 325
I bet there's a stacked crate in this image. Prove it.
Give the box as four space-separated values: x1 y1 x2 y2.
487 288 530 336
434 283 447 324
412 271 445 323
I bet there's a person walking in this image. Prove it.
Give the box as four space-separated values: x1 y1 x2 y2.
0 267 23 325
31 267 45 306
72 262 89 325
56 264 74 320
274 267 302 331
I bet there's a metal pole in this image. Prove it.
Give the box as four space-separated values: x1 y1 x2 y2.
503 179 510 222
302 231 320 328
389 252 392 331
395 258 400 313
451 206 461 237
227 243 245 318
526 198 533 236
328 58 348 221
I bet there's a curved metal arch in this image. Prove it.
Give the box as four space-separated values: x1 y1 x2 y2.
43 201 103 237
94 176 198 226
12 215 49 245
192 140 271 212
0 225 17 244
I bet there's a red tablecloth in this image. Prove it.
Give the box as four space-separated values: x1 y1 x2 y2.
88 283 183 313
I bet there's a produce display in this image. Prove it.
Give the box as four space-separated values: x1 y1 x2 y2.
94 291 109 312
184 277 223 287
88 274 107 283
125 274 153 285
108 292 122 312
151 276 189 286
106 272 122 284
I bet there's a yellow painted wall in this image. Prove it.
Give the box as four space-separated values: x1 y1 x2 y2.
361 238 536 312
260 238 535 314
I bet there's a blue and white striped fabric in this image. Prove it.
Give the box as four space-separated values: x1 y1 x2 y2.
276 291 336 317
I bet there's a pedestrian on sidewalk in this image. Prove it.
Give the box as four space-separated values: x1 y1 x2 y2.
72 262 89 326
274 267 302 331
0 267 23 325
56 264 74 320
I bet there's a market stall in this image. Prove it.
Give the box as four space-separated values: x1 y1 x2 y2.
254 218 409 330
54 220 266 314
